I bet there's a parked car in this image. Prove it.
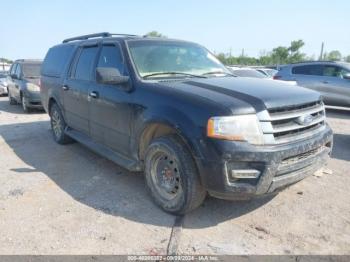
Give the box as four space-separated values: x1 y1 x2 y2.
256 68 278 78
228 67 268 78
0 71 9 96
274 61 350 107
41 33 333 214
7 59 43 112
228 66 297 85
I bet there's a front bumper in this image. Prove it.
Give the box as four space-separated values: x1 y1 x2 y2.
196 125 333 200
23 91 43 108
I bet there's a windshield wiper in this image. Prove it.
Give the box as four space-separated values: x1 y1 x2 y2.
202 71 235 77
143 72 207 79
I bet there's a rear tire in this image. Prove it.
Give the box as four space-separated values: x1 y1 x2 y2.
144 135 206 215
50 103 74 144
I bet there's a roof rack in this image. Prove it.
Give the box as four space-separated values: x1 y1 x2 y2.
290 60 337 65
62 32 139 43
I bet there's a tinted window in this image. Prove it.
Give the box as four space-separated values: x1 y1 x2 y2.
22 63 41 77
97 45 124 74
292 65 323 76
42 45 75 77
74 46 98 81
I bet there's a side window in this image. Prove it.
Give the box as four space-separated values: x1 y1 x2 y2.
97 45 125 74
292 65 323 76
42 45 75 77
323 65 341 77
73 46 99 81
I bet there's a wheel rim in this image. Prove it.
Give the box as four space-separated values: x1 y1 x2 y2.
150 152 182 201
51 110 62 138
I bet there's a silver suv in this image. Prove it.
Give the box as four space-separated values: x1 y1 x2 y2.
275 61 350 107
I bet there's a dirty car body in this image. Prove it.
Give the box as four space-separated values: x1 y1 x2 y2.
40 33 333 213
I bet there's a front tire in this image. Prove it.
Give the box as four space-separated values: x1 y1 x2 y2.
21 95 31 113
8 90 17 105
144 135 206 215
50 103 73 144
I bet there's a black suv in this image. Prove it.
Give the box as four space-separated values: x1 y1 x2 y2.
40 33 333 214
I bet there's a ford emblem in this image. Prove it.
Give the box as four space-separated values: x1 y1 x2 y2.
295 114 314 126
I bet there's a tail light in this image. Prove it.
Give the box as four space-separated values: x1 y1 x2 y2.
273 75 281 80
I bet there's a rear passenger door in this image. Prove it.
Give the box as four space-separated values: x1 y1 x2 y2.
63 44 99 135
320 65 350 107
89 43 133 156
291 65 324 93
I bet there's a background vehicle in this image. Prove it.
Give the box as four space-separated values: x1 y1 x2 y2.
0 70 9 96
41 33 332 215
256 68 278 77
228 66 297 85
7 59 43 112
275 61 350 107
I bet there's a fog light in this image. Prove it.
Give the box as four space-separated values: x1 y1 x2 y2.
231 169 261 179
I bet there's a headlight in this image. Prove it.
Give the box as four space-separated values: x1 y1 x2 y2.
27 83 40 92
0 81 7 87
207 115 264 145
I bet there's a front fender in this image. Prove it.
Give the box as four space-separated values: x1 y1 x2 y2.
135 105 206 160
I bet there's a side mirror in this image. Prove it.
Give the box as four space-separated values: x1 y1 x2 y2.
11 74 18 80
343 73 350 80
96 67 130 86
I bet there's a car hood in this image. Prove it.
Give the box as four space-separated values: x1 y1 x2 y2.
159 77 321 114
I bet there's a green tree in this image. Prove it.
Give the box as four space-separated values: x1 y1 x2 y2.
145 31 167 38
271 46 289 64
0 58 13 63
325 50 342 61
288 40 305 63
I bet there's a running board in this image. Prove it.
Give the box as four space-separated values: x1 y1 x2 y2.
65 129 142 172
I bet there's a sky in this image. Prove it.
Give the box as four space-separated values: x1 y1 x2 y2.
1 0 349 60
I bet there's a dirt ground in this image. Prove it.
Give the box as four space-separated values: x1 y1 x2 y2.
0 96 349 255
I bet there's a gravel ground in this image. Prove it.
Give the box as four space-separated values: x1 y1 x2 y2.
0 96 349 255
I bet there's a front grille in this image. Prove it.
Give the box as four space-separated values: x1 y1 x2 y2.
258 101 326 144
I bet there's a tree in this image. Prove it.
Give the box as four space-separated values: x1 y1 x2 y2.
345 55 350 63
271 46 289 64
145 31 167 38
325 50 342 61
0 58 13 63
288 40 305 63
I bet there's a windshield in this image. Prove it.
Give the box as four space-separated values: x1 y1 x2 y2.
127 40 230 78
22 63 42 77
231 69 268 78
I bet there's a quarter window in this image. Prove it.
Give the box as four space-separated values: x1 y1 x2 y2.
74 46 99 81
97 45 124 74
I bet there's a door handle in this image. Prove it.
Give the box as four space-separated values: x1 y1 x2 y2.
89 91 99 98
62 85 70 91
322 81 329 84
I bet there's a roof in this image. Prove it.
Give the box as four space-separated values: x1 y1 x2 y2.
14 59 43 64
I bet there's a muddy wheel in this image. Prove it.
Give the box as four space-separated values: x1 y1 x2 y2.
50 103 74 144
145 135 206 215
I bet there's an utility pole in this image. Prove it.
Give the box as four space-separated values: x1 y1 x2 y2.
319 42 324 61
241 48 245 57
